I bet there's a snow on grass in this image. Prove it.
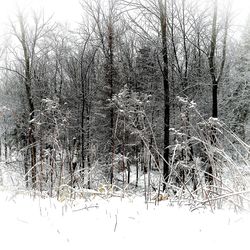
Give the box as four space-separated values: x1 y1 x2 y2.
0 188 249 250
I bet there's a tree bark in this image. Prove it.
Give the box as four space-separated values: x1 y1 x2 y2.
209 0 218 118
18 13 37 189
159 0 170 191
207 0 229 184
107 19 115 185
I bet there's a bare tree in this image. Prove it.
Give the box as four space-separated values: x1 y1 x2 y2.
82 0 121 185
122 0 170 191
8 10 54 189
208 0 230 118
204 0 230 184
158 0 170 191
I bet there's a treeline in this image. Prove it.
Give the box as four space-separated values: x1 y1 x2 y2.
0 0 249 199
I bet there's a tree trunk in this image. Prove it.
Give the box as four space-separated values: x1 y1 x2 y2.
29 127 37 189
159 0 170 191
86 99 91 189
107 21 115 185
24 147 29 188
4 132 7 162
209 0 218 119
80 53 86 182
19 13 37 189
39 140 44 192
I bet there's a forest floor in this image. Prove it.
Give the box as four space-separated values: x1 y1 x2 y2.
0 187 250 250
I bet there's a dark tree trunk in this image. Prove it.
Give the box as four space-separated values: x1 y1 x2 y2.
86 98 91 189
207 0 229 185
135 145 139 187
212 81 218 118
18 13 37 189
206 0 218 185
80 52 86 182
4 133 7 162
29 123 37 189
39 140 44 192
107 21 115 185
24 146 29 188
209 0 218 118
159 0 170 191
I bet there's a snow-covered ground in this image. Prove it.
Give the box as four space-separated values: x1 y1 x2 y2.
0 188 249 250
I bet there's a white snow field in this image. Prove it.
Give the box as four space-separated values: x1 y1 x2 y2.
0 188 250 250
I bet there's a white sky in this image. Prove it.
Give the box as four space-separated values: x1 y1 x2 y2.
0 0 81 28
231 0 250 24
0 0 249 34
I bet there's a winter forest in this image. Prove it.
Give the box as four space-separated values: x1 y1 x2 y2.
0 0 250 211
